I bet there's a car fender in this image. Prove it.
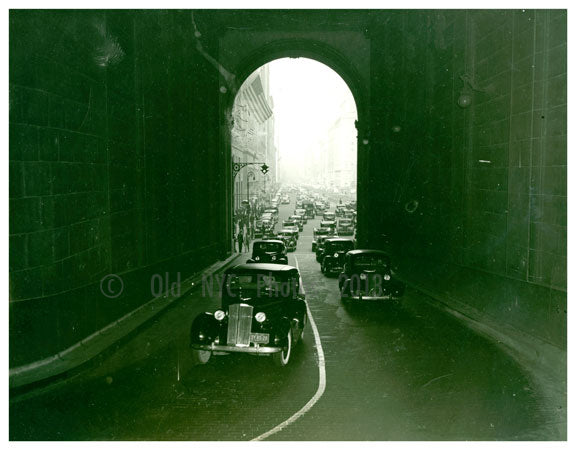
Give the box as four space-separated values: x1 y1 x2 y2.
273 317 293 344
190 312 220 345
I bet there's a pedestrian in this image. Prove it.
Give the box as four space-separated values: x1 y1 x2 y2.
244 231 251 252
237 229 244 253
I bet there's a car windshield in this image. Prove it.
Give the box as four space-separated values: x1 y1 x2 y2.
339 219 352 225
253 242 283 253
326 241 354 252
224 273 296 301
283 221 296 226
316 229 330 235
352 254 391 269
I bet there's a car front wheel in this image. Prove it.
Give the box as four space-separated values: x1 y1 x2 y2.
273 329 292 367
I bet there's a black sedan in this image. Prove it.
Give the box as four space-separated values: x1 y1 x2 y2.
319 237 355 275
338 249 405 302
190 263 307 367
247 240 288 264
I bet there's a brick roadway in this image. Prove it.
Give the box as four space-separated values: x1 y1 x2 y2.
9 197 551 440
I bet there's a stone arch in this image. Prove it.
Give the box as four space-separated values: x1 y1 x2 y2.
220 37 370 251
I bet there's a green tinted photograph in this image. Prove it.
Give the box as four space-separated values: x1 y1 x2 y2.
8 6 567 442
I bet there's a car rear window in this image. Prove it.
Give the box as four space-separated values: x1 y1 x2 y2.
353 254 390 268
254 242 283 252
328 241 354 252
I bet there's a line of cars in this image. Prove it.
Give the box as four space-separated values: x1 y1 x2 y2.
189 189 403 368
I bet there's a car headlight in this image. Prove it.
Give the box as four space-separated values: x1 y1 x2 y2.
255 312 266 323
384 274 391 281
334 252 338 257
272 255 276 260
214 310 226 321
255 256 260 261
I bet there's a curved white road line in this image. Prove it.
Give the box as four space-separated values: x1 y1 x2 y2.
251 255 326 441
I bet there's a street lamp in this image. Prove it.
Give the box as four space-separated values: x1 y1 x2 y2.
232 161 269 180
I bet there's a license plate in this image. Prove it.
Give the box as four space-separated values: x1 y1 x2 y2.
250 333 269 344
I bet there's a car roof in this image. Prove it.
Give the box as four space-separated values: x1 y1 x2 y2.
325 237 355 243
227 263 298 273
254 239 284 245
347 249 390 256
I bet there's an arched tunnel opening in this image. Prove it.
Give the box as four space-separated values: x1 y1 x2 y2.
8 9 566 441
230 57 358 253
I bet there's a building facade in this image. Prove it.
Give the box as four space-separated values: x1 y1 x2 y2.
231 65 277 211
318 96 357 190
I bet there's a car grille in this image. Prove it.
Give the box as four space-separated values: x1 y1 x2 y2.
227 303 253 346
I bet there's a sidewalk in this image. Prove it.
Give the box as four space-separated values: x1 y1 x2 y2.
9 253 241 390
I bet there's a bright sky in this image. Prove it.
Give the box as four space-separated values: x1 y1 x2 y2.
267 58 357 181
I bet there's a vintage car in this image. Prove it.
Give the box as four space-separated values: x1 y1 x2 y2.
261 218 274 233
315 201 325 213
319 238 355 275
319 220 337 235
282 220 300 238
264 208 279 223
312 227 332 252
343 209 355 219
289 215 304 232
315 235 329 261
302 201 315 219
323 211 336 222
337 218 354 236
335 204 347 217
254 220 264 238
295 208 308 224
277 229 298 251
338 250 405 302
190 263 307 366
247 240 288 264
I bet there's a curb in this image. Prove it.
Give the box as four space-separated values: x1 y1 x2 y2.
9 253 242 390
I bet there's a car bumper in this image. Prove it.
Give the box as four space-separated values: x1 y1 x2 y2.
191 343 282 354
345 292 400 301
